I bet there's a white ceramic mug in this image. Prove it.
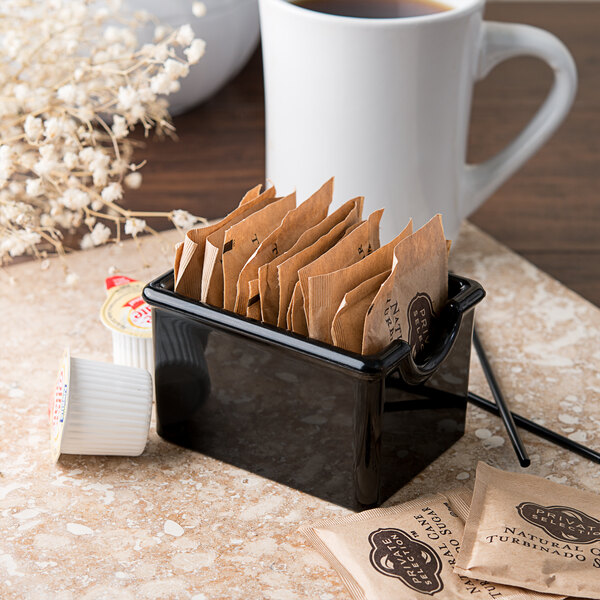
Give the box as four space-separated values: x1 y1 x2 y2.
259 0 577 241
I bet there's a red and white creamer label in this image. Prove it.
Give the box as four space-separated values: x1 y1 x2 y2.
50 350 70 459
129 302 152 329
100 282 152 338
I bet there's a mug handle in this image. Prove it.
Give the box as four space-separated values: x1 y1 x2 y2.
462 21 577 215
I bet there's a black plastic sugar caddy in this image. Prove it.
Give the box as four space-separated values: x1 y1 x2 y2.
143 271 485 509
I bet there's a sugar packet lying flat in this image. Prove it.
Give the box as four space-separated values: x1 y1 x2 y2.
300 491 559 600
455 462 600 599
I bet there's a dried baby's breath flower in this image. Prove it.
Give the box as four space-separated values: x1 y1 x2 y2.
124 218 146 237
192 2 207 18
101 183 124 204
111 116 129 140
176 25 195 47
0 0 208 266
154 26 169 43
124 172 143 189
185 39 206 65
172 209 200 231
91 223 112 246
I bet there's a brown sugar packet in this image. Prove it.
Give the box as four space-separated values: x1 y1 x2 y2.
306 218 412 345
299 492 554 600
362 214 447 355
298 210 384 339
288 281 306 334
239 184 263 205
217 193 296 310
286 286 294 329
246 279 261 321
331 269 391 353
200 187 282 307
342 221 363 237
173 241 185 287
455 462 600 599
259 194 363 326
173 184 269 299
269 198 364 326
254 178 339 324
298 210 382 312
445 487 473 521
446 488 565 600
234 182 332 315
173 184 263 294
286 209 363 336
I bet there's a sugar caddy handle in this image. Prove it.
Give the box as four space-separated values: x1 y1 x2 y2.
462 21 577 215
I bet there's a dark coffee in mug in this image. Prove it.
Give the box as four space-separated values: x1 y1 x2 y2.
292 0 451 18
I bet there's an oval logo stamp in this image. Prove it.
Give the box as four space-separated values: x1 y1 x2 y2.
516 502 600 544
407 293 435 354
368 527 444 595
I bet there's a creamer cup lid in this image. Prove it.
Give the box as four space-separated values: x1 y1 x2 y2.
49 348 70 462
100 281 152 339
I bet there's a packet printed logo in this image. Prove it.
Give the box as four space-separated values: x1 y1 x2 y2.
368 527 444 595
516 502 600 545
408 292 436 353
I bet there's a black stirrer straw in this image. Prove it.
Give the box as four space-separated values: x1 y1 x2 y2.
473 326 531 468
467 391 600 464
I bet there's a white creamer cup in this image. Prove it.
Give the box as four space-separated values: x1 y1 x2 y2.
100 281 153 371
50 350 153 461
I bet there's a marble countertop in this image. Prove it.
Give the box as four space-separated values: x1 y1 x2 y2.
1 223 598 600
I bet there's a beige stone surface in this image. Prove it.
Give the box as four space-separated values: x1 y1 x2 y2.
0 223 598 599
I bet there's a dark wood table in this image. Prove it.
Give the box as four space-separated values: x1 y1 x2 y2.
126 1 600 306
